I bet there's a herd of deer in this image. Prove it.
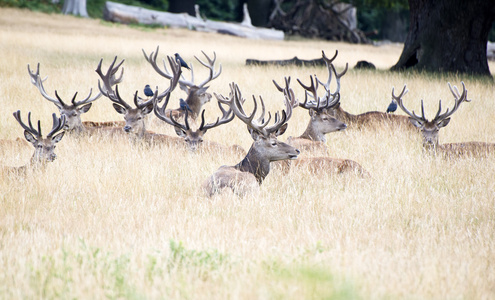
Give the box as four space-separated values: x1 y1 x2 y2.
2 47 495 196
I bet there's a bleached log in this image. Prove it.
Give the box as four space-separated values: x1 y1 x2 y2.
103 1 284 40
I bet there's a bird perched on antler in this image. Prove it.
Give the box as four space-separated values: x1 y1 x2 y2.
386 98 397 113
144 84 154 98
175 53 190 70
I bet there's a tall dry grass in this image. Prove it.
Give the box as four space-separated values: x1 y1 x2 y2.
1 7 495 299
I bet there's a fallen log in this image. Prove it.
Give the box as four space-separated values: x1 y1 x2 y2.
103 1 284 40
246 56 326 67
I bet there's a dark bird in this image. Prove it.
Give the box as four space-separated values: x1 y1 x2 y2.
386 99 397 113
180 98 193 112
175 53 190 70
144 84 154 97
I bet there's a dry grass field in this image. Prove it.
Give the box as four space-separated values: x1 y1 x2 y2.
1 7 495 299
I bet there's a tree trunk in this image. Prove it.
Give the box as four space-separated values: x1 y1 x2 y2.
168 0 195 16
247 0 272 27
62 0 88 17
391 0 495 77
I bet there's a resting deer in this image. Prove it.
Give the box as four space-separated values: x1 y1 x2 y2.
2 111 65 175
143 46 221 121
392 82 495 157
28 62 124 134
95 55 184 146
274 73 346 156
203 82 300 197
154 90 245 154
273 76 369 177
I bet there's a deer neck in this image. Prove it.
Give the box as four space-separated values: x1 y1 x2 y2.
299 121 326 142
234 145 270 184
336 106 357 124
185 95 202 118
28 156 47 170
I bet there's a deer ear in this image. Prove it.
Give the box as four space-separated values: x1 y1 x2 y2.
437 118 451 128
51 131 65 144
142 103 153 115
408 117 423 129
174 126 187 138
78 103 92 114
179 83 189 93
274 123 288 136
23 131 37 144
112 103 126 115
248 127 261 141
309 108 317 118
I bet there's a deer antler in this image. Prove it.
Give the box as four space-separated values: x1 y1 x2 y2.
198 101 235 132
96 57 166 110
393 82 470 125
29 63 123 108
217 82 292 137
432 82 470 123
143 46 221 89
391 84 426 124
47 113 66 138
13 111 42 138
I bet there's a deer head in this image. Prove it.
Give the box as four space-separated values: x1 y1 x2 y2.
143 46 221 119
96 56 181 137
28 63 123 133
216 82 300 183
392 82 470 151
13 110 66 166
275 74 346 142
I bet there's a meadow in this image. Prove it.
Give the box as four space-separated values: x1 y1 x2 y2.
1 7 495 299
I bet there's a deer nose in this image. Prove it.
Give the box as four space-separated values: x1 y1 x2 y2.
123 126 131 132
50 153 57 161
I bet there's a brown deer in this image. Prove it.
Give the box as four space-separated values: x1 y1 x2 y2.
274 72 346 156
28 62 124 134
3 111 65 175
392 82 495 157
273 76 369 177
154 90 245 154
203 82 300 197
142 46 221 121
95 55 184 146
315 51 416 131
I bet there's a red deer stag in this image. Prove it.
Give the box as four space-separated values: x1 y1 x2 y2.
203 82 300 197
3 111 65 175
274 73 346 156
142 46 221 121
154 90 245 154
393 82 495 157
28 62 124 134
273 77 369 177
95 55 184 146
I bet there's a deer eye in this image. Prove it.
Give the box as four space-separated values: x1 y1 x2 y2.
271 141 277 147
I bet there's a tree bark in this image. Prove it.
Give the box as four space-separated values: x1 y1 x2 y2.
391 0 495 77
62 0 88 17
